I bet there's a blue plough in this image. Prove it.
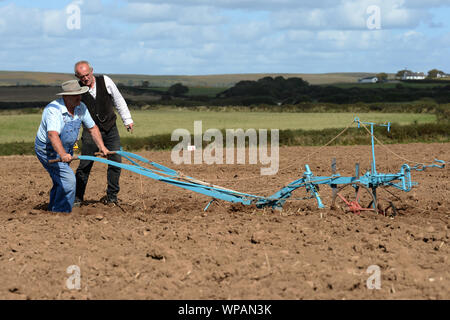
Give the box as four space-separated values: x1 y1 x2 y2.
67 117 445 215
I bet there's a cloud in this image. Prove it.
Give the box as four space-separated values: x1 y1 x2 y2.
115 2 225 25
0 2 123 40
271 0 433 31
125 0 339 11
125 0 450 11
0 4 43 36
82 0 103 14
0 0 449 75
402 0 450 8
122 0 446 32
230 20 271 40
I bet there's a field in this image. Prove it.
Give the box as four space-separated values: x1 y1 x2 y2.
0 71 383 87
0 111 437 143
0 72 448 301
326 82 450 89
0 85 162 103
0 143 448 299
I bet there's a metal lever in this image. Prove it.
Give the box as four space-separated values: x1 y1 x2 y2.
331 158 337 200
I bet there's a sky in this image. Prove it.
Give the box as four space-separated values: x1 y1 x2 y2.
0 0 449 75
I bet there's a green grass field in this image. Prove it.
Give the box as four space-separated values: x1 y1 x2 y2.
0 110 436 143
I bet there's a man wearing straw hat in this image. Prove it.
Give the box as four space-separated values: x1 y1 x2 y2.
35 80 109 213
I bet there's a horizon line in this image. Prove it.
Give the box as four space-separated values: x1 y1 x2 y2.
0 70 389 77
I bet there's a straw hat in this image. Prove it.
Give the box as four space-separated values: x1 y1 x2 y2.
56 80 89 95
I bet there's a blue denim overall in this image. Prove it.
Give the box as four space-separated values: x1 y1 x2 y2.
35 115 82 213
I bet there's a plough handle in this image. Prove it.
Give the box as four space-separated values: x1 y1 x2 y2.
94 151 116 157
48 151 116 163
48 155 79 164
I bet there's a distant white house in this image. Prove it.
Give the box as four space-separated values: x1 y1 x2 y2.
436 73 450 78
358 76 378 83
402 71 425 80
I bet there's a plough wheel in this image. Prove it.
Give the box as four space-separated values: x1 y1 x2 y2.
331 183 377 215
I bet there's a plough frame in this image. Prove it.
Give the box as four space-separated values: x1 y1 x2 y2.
68 117 445 214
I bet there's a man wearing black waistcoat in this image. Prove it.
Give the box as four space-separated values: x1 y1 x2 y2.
73 60 134 206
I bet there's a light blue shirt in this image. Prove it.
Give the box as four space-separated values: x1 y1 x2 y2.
35 98 95 146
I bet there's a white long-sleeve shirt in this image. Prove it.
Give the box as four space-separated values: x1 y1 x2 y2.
89 75 133 126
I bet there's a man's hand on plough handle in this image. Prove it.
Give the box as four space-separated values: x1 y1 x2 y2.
94 150 116 158
49 150 115 164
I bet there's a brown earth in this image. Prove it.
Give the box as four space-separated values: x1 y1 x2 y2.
0 143 449 300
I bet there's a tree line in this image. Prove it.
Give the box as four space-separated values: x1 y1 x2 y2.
213 76 450 105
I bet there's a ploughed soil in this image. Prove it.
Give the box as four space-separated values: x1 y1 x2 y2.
0 143 449 300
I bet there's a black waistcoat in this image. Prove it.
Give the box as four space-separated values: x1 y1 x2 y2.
79 75 117 132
